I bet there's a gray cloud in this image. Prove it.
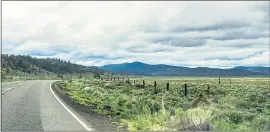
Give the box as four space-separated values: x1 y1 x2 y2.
253 2 270 23
172 21 251 33
151 37 206 47
3 1 269 67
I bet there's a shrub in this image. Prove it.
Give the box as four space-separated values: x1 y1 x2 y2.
62 78 269 131
84 87 93 95
135 84 144 88
93 73 100 79
125 79 131 84
84 86 104 96
104 83 114 89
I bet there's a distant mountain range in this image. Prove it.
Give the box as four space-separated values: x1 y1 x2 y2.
100 61 270 77
231 66 270 74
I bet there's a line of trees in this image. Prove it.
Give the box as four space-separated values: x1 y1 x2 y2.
1 54 105 76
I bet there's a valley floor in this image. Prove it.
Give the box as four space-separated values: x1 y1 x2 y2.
58 77 270 131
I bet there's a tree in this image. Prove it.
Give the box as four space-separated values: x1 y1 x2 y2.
1 54 107 80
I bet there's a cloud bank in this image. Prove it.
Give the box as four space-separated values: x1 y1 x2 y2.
3 1 270 68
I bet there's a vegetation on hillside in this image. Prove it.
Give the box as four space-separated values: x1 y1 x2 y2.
59 77 270 131
1 54 104 81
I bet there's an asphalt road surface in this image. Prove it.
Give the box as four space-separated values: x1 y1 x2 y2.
1 80 92 131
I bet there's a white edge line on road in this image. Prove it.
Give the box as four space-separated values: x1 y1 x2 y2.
2 87 16 94
1 82 27 94
50 83 94 131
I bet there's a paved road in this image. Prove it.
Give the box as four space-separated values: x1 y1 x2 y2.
1 80 90 131
1 80 26 93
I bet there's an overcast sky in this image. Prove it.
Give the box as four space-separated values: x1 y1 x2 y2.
3 1 270 68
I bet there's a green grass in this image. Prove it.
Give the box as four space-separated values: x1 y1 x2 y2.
60 77 270 131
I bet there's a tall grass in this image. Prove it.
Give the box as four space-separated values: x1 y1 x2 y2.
60 77 269 131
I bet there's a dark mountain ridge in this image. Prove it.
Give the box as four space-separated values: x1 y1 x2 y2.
231 66 269 74
101 61 269 77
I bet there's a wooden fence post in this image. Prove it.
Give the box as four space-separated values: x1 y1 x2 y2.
207 85 210 96
143 80 145 88
118 77 119 81
166 82 169 91
154 81 157 94
134 80 136 84
219 77 221 84
184 84 188 96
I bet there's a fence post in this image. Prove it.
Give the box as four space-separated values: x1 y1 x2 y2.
184 84 187 96
134 80 136 84
154 81 157 94
118 77 119 81
143 80 145 88
127 79 129 83
207 85 210 96
166 82 169 91
219 77 221 84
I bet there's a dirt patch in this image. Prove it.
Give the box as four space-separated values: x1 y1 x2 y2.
51 81 120 131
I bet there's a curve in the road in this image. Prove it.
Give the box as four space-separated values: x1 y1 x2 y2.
1 80 92 131
50 83 94 131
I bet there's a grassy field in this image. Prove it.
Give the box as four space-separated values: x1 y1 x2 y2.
59 77 270 131
139 76 269 85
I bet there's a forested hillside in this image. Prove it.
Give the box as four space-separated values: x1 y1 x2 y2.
1 54 104 81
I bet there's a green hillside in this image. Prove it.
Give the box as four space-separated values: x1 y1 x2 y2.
1 54 104 81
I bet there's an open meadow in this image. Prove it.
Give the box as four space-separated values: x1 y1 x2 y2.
58 76 270 131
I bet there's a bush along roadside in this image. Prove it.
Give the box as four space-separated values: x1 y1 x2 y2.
59 78 270 131
52 81 120 131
